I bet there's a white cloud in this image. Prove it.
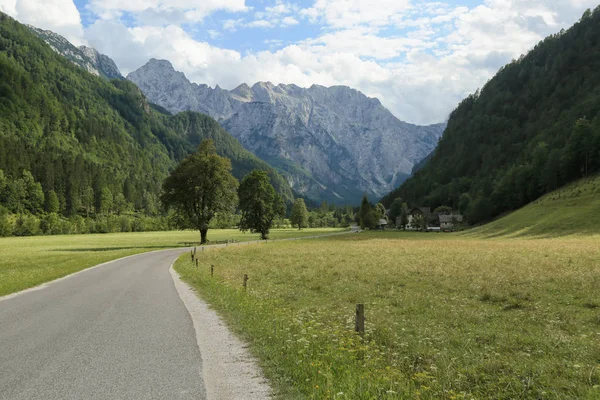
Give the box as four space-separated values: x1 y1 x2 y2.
300 0 412 28
5 0 599 125
245 19 275 28
0 0 85 45
87 0 248 23
281 16 299 26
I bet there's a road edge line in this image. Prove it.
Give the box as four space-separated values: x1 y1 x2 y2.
0 248 186 303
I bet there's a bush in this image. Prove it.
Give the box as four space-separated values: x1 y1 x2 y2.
40 213 61 235
118 215 132 232
13 214 41 236
0 206 13 237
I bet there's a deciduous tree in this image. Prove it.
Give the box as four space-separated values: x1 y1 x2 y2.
161 140 238 244
290 198 308 230
238 170 285 240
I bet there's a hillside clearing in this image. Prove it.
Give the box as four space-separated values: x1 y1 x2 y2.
467 175 600 238
175 231 600 399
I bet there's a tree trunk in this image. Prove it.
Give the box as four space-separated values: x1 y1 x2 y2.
261 230 268 240
200 227 208 244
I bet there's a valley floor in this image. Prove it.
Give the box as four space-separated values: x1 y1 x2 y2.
0 228 345 297
175 231 600 399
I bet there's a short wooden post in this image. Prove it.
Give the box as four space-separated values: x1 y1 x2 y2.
243 274 248 290
195 259 199 268
191 250 194 261
211 265 214 277
355 304 365 336
194 247 197 257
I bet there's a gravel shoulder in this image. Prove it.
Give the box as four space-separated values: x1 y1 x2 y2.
170 263 272 400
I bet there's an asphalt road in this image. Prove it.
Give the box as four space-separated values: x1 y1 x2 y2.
0 249 206 400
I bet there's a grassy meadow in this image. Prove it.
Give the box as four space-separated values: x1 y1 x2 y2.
175 231 600 399
467 174 600 238
0 228 345 297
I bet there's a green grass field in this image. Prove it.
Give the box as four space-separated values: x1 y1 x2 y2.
0 228 345 297
175 231 600 399
467 174 600 238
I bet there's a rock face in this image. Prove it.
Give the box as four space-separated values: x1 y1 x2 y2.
27 26 123 79
128 59 445 203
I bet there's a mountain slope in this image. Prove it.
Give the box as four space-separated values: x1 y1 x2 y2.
128 60 445 203
27 25 123 79
383 7 600 223
465 174 600 237
0 13 292 217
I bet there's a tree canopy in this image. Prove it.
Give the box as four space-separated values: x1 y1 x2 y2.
238 170 285 240
290 198 309 230
160 140 238 243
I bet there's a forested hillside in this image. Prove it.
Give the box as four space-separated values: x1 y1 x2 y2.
0 12 291 234
383 7 600 224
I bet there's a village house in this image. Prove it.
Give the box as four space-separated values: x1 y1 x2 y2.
396 206 463 231
377 219 388 230
405 207 431 230
439 214 464 231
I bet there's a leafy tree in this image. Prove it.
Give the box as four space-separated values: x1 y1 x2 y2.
433 206 452 214
22 171 44 214
290 198 309 230
161 140 238 244
100 188 113 215
399 202 409 230
375 203 387 221
0 205 11 237
45 190 60 213
412 214 425 231
458 194 471 215
467 196 493 225
238 170 285 240
388 198 404 225
81 187 94 217
362 210 379 230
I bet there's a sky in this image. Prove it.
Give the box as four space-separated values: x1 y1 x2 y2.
0 0 597 125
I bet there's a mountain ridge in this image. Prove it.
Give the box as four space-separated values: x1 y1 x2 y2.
27 25 123 79
128 59 445 203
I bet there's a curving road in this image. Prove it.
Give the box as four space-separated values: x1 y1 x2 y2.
0 249 206 400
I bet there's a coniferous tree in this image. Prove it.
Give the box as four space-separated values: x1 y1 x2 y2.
45 190 59 213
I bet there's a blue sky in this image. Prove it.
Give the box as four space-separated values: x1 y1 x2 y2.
1 0 597 124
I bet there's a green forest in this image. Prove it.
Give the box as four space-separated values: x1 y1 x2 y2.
0 12 292 236
383 7 600 224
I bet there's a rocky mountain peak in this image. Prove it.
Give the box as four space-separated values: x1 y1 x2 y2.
27 25 123 79
128 60 446 203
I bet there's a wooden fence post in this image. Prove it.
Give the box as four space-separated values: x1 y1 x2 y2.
211 265 214 277
194 247 197 258
191 250 194 261
196 259 199 268
243 274 248 290
355 304 365 336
